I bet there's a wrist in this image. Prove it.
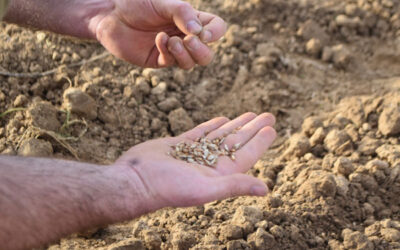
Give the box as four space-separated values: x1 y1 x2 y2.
4 0 114 40
105 161 157 220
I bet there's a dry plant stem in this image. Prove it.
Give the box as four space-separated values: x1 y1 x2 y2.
0 107 26 118
0 52 109 78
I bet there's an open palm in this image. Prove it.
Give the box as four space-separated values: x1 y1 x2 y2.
94 0 226 68
114 113 276 210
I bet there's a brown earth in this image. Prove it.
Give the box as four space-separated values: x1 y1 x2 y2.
1 0 400 249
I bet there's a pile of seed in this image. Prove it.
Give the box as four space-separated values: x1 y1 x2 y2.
168 136 241 167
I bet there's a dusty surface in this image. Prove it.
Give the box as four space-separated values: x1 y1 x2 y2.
1 0 400 249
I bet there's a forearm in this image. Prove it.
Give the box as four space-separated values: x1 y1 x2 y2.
3 0 114 39
0 156 148 250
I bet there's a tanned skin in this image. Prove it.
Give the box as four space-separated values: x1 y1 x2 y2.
2 1 277 249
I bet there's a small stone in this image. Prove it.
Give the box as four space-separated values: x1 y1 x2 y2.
269 225 285 238
151 82 167 96
135 77 151 95
219 225 243 241
324 129 351 153
231 206 263 234
247 228 277 249
336 15 361 27
310 127 326 147
297 20 329 45
334 175 349 196
168 108 194 135
306 38 322 57
378 103 400 136
345 4 360 16
358 136 381 155
333 157 354 176
150 118 163 132
283 134 311 159
226 240 250 250
302 116 323 136
98 106 119 125
256 42 282 60
123 86 134 98
331 44 351 68
13 94 28 107
266 194 283 208
342 229 373 250
157 97 182 112
18 138 53 157
321 46 333 62
171 231 196 250
381 228 400 242
63 88 97 120
142 68 165 79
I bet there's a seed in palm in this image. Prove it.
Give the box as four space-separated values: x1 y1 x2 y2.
168 136 241 167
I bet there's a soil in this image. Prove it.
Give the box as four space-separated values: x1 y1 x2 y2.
1 0 400 249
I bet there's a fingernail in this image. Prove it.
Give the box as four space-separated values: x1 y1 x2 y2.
169 41 183 54
201 30 212 43
187 20 202 34
250 185 268 196
186 36 200 50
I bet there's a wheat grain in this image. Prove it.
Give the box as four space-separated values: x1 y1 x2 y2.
168 132 241 167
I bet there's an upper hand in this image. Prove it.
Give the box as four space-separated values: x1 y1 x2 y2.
89 0 227 69
113 113 276 212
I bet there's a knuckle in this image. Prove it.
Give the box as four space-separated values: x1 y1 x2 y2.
176 2 192 15
96 16 118 41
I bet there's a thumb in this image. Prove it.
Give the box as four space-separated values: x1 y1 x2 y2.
158 0 203 35
206 174 268 201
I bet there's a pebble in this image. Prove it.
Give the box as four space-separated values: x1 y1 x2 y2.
157 97 182 112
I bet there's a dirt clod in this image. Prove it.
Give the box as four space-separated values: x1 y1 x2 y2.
378 103 400 136
63 88 97 120
18 138 53 157
27 101 60 132
168 108 194 135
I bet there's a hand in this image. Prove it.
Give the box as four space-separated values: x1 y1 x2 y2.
113 113 276 212
90 0 226 69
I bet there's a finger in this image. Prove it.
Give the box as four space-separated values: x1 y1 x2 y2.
198 11 227 43
156 32 176 67
167 36 196 70
203 174 268 202
233 126 277 170
161 0 203 35
223 113 275 149
183 35 214 66
206 112 257 139
180 116 230 140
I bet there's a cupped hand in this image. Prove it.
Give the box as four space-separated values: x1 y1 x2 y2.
113 113 276 211
90 0 226 69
